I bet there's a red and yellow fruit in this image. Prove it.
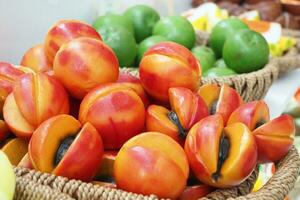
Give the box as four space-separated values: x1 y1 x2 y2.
3 73 69 138
54 37 119 99
228 101 295 163
29 114 104 181
1 138 29 166
18 153 34 169
79 83 145 149
0 120 10 143
20 44 52 72
45 19 102 63
117 72 149 107
96 151 117 178
197 84 243 123
0 62 26 113
178 184 215 200
139 42 200 103
114 132 189 199
146 87 208 143
185 114 257 188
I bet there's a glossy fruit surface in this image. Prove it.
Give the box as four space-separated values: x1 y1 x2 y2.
53 37 119 99
124 5 160 42
185 114 257 188
153 16 195 49
29 114 104 181
79 83 145 149
210 18 249 58
97 25 137 67
139 42 199 103
45 19 102 63
223 29 269 73
3 73 69 138
114 132 189 199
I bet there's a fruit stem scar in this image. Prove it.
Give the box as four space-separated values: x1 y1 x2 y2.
168 111 186 140
54 135 75 166
211 132 230 182
210 100 218 115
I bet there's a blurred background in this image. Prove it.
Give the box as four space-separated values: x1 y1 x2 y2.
0 0 190 63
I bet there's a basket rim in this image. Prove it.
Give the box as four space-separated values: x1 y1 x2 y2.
14 145 300 200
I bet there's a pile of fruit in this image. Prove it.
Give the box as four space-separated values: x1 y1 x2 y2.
0 10 295 200
192 18 270 77
93 5 196 67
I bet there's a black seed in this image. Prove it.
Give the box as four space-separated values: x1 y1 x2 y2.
96 176 115 183
54 136 75 166
168 111 186 139
211 132 230 182
255 120 266 129
210 100 218 115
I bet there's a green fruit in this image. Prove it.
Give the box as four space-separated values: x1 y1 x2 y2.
210 18 249 58
93 13 134 35
153 15 196 49
0 151 15 200
223 29 269 73
214 59 227 68
124 5 160 43
203 67 237 77
97 25 137 67
137 35 168 64
191 46 216 72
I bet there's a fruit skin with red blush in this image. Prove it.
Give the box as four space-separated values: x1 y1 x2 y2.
139 42 200 103
79 83 145 150
114 132 189 199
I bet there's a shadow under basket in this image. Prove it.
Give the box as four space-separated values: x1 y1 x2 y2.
13 146 300 200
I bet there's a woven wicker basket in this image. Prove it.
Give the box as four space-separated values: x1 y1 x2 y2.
13 146 300 200
12 30 300 200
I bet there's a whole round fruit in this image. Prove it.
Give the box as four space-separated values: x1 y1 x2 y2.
139 42 200 103
124 5 160 42
210 18 249 58
79 83 145 150
93 13 134 35
45 20 102 64
191 46 216 72
203 67 237 77
153 16 196 49
53 37 119 99
223 29 269 73
114 132 189 199
137 35 168 64
97 25 137 67
0 150 15 200
214 59 228 68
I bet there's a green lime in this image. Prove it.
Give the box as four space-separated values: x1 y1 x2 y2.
214 59 227 68
210 18 249 58
97 25 137 67
223 29 269 73
124 5 160 43
191 46 216 72
153 15 196 49
93 13 134 35
203 67 237 77
137 35 168 64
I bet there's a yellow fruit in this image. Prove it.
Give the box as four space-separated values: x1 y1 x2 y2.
0 150 16 200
